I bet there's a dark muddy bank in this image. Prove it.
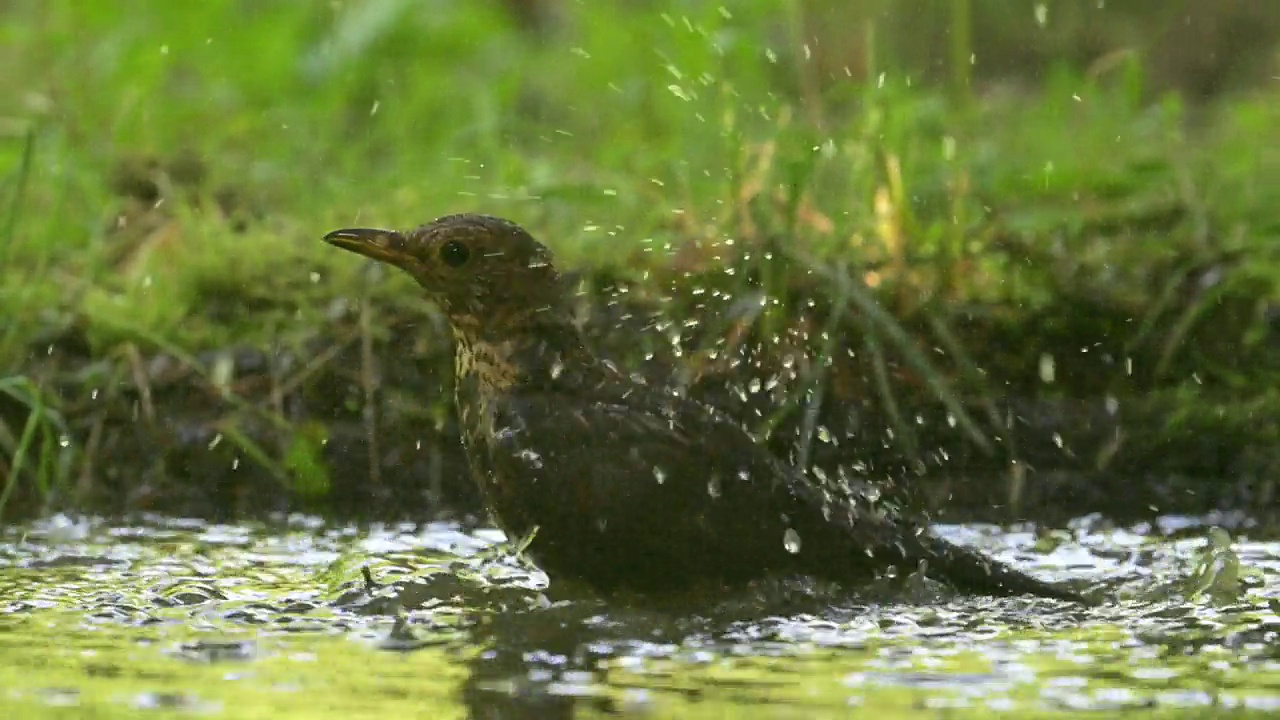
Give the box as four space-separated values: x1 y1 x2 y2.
6 256 1277 528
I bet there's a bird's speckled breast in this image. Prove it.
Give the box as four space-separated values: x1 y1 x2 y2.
452 330 521 526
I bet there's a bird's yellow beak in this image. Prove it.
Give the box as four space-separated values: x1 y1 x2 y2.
323 227 410 267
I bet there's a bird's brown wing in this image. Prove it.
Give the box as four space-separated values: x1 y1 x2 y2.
485 390 1088 601
483 389 905 590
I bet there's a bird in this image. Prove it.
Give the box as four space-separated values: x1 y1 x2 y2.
323 213 1089 604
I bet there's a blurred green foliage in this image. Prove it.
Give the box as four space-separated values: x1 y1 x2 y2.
0 0 1276 360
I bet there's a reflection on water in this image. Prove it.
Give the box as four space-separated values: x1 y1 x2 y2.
0 512 1276 717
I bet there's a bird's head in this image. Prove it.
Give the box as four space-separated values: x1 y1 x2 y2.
324 213 568 337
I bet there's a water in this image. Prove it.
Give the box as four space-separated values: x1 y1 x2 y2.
1 513 1277 718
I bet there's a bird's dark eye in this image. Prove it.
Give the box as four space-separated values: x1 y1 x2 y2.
439 240 470 268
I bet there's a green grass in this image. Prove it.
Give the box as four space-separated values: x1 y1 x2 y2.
1 1 1275 358
0 374 73 518
1 1 1278 516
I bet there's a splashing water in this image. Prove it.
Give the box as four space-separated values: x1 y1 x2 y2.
0 513 1276 717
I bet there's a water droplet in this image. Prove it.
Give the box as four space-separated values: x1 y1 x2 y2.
653 467 667 484
1039 353 1056 383
517 449 543 469
783 528 802 554
667 85 692 101
707 475 721 498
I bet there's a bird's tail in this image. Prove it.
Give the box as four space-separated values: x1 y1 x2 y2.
839 507 1090 603
909 530 1091 604
812 483 1090 603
